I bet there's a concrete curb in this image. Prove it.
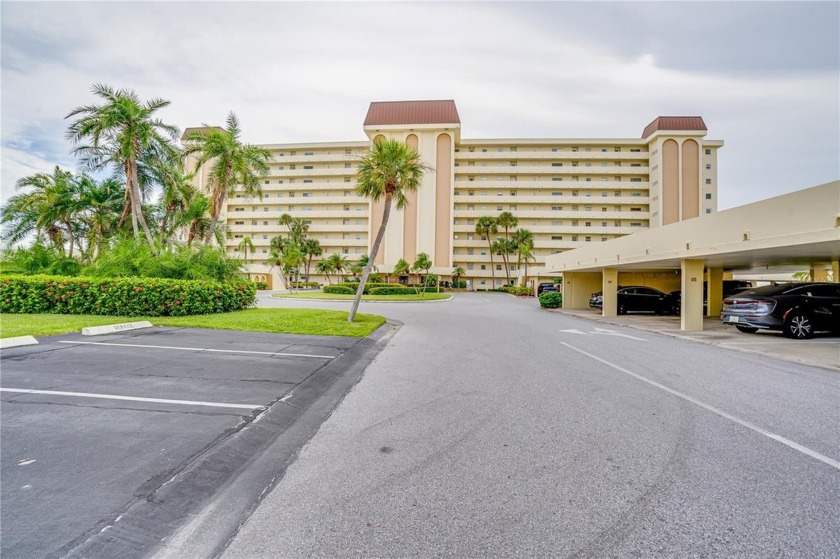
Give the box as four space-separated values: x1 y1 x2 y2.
0 335 39 349
270 295 453 304
81 321 154 336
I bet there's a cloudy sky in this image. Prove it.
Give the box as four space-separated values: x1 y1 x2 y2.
2 1 838 210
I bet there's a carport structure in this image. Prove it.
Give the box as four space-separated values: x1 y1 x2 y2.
545 181 840 331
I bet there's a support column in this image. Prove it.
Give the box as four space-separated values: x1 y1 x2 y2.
681 259 705 331
832 261 839 283
706 267 723 317
562 272 601 310
602 268 618 317
811 266 828 282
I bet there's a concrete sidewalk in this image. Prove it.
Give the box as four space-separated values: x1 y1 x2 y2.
557 309 839 371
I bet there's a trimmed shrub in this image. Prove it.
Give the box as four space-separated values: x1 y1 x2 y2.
323 285 355 295
338 282 403 295
0 274 255 316
368 286 416 295
451 280 467 289
254 281 268 290
539 291 562 308
290 281 318 289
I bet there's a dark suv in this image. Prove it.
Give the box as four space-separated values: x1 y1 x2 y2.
538 282 558 295
720 282 840 339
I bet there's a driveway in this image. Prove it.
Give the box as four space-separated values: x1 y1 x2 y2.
221 292 840 557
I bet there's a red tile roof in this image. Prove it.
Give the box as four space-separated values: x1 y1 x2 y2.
364 100 460 126
642 116 707 138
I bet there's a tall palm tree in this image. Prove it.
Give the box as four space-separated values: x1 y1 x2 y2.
475 216 498 289
282 244 305 292
513 227 534 283
237 236 255 261
302 238 322 279
497 211 518 242
66 84 178 246
279 213 309 245
183 112 270 243
348 138 427 322
353 254 378 278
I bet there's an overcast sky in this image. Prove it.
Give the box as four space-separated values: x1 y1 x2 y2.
2 1 838 210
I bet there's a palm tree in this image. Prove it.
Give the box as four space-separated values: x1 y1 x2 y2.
475 216 498 289
353 254 378 278
282 244 305 292
327 253 350 282
513 227 534 284
348 139 427 322
181 191 214 247
497 211 518 242
393 258 411 285
66 84 178 246
1 167 80 255
266 250 287 290
412 252 433 295
77 176 123 261
452 266 466 288
280 213 309 245
316 259 335 284
302 238 322 279
183 112 270 244
237 236 255 261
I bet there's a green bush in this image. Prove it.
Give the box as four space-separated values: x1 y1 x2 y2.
368 286 416 295
0 274 256 316
338 282 403 295
451 280 467 289
290 281 318 289
254 281 268 290
539 291 562 308
323 285 355 295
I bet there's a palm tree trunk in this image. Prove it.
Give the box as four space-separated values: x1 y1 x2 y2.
348 194 391 322
65 221 75 258
128 161 155 248
487 238 495 290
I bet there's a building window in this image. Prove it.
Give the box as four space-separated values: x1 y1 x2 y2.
585 236 591 242
467 264 474 270
572 235 578 241
303 165 313 170
705 179 712 185
706 193 712 200
706 208 712 214
551 235 563 240
705 163 711 170
705 149 711 155
304 151 314 156
480 265 486 270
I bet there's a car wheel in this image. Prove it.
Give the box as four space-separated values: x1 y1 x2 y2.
783 312 814 339
735 325 758 334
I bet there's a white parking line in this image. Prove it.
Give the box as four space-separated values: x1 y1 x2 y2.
0 387 263 410
57 340 336 359
560 341 840 472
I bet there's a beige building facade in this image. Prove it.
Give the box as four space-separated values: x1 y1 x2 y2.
210 101 723 288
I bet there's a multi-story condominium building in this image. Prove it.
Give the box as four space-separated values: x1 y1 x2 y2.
196 100 722 289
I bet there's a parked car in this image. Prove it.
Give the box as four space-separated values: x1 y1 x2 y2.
538 282 558 295
666 280 753 315
720 282 840 339
589 286 669 314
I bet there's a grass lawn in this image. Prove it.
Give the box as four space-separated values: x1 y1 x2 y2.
0 308 385 339
273 292 452 302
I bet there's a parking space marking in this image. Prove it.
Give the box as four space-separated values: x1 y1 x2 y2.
560 342 840 472
0 387 264 410
57 340 336 359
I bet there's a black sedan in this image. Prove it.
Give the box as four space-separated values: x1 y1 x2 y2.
721 282 840 339
538 282 559 295
590 286 669 314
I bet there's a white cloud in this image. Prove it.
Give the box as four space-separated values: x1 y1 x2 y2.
2 1 838 211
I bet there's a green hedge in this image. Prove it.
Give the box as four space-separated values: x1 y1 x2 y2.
0 275 256 316
368 286 416 295
338 282 403 295
290 281 319 289
498 286 533 296
254 281 268 290
323 285 355 295
539 291 562 308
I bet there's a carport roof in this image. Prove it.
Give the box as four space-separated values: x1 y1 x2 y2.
545 181 840 274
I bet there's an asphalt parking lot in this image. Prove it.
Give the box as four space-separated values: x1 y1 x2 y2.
0 325 390 558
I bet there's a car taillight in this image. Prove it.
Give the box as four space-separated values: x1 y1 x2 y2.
754 299 775 313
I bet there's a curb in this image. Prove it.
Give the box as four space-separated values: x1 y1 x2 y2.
270 295 453 304
81 321 154 336
0 335 39 349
